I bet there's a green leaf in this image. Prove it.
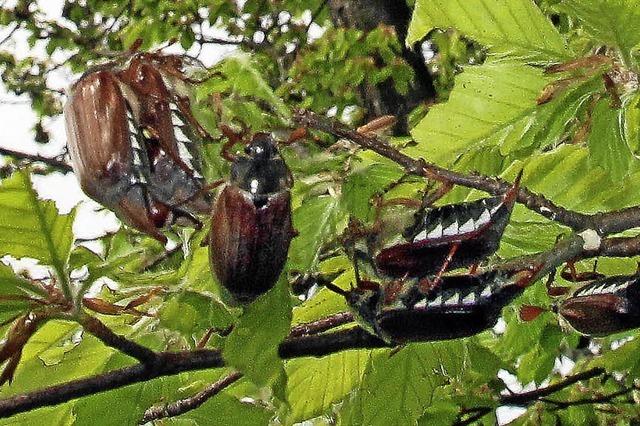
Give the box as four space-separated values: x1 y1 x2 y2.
342 342 468 425
407 0 569 61
203 54 291 120
587 98 635 182
558 0 640 67
223 278 292 389
0 170 75 276
593 338 640 376
158 291 233 337
0 261 47 298
288 195 345 272
285 350 369 423
171 393 273 426
409 61 551 165
0 405 74 426
341 163 404 221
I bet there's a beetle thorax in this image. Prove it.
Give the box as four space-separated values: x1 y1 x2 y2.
230 135 291 204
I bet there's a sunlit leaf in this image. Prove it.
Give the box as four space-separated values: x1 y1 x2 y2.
407 0 569 61
0 171 75 275
558 0 640 67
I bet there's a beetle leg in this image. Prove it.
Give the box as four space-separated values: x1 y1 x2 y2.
169 206 203 229
544 269 570 296
219 124 246 162
561 261 579 281
173 97 216 143
431 242 461 291
196 325 233 348
420 181 453 209
173 178 224 208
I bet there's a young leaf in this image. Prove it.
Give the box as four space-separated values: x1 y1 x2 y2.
0 170 75 277
287 195 345 273
558 0 640 67
408 61 550 165
407 0 569 61
285 350 370 423
587 98 635 182
223 278 292 389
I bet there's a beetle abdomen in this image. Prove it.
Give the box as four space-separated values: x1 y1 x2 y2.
378 271 523 342
376 181 518 278
209 185 293 303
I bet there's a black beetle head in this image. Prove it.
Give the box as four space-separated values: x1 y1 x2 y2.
245 133 278 161
230 133 291 202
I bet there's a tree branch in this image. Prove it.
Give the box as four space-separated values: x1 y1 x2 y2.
77 314 158 365
455 368 607 424
139 371 243 423
293 109 640 235
279 326 388 358
0 147 73 173
0 349 223 418
288 312 354 338
501 368 606 406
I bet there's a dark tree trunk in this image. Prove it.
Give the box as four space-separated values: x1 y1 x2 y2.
327 0 435 134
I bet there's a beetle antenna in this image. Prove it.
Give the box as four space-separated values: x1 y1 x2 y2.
324 282 348 296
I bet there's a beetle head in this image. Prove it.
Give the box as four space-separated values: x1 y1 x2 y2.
245 133 278 161
230 133 292 204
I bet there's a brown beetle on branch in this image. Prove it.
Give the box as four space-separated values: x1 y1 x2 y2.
326 255 540 344
64 52 211 244
209 131 295 304
522 270 640 337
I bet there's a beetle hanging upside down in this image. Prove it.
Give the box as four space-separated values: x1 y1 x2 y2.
65 52 211 243
524 271 640 337
209 133 295 304
374 173 521 288
327 261 539 344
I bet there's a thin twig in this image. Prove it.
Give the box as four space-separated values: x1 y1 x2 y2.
455 368 607 424
77 314 158 365
0 147 73 173
454 407 492 426
288 312 354 338
501 368 606 406
139 371 243 423
0 23 18 47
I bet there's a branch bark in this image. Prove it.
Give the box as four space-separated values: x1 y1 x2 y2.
293 109 640 235
500 368 606 406
0 349 223 418
0 147 73 173
78 314 158 365
139 371 243 423
455 368 607 424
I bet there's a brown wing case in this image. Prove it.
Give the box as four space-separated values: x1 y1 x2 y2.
65 70 132 198
209 186 294 303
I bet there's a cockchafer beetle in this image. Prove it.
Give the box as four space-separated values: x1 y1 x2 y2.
523 270 640 337
374 172 521 284
65 52 211 243
209 132 295 304
326 253 539 344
